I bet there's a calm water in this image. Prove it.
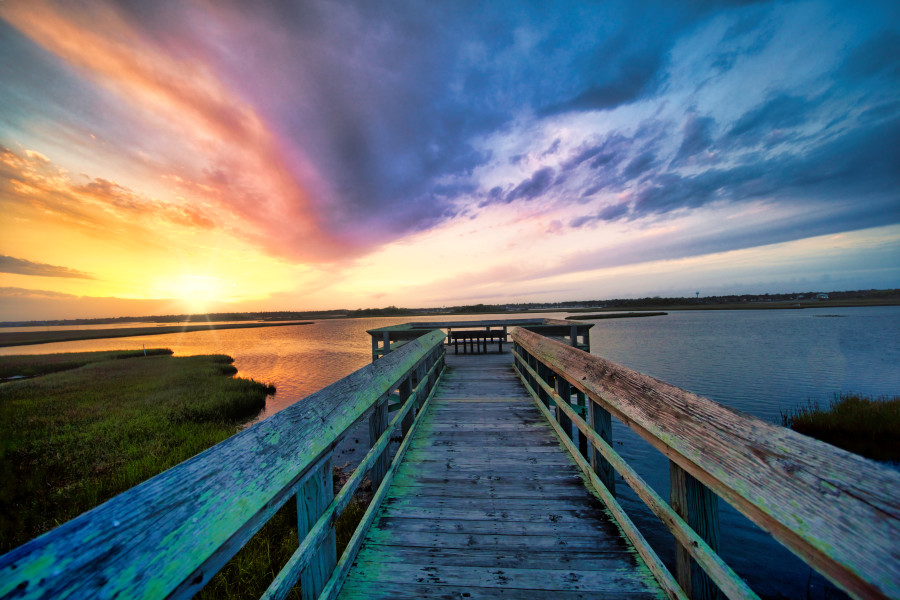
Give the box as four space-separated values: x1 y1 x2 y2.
3 307 898 598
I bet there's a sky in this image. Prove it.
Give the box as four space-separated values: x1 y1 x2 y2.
1 0 898 320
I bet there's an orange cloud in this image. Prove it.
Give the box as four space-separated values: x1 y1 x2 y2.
0 0 356 262
0 145 215 237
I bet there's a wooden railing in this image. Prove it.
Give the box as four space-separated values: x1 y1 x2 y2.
0 330 446 600
510 326 900 600
368 318 591 360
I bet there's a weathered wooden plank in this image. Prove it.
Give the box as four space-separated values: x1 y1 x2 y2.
514 345 758 600
369 516 619 537
376 504 613 524
381 494 609 511
350 545 644 570
671 462 721 600
361 528 636 552
512 327 900 600
0 330 446 600
298 460 337 600
515 369 687 600
337 348 665 600
390 471 589 487
338 580 659 600
368 395 389 488
343 562 662 593
263 353 445 600
590 397 616 496
319 363 446 600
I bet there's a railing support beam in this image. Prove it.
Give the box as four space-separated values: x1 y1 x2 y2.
399 376 413 437
368 396 389 488
671 462 721 600
589 398 615 496
298 458 336 600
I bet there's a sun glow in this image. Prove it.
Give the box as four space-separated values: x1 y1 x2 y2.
170 275 229 313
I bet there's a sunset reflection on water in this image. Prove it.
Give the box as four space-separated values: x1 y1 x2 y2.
0 314 572 421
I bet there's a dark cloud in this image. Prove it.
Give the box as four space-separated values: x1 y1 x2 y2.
541 138 561 157
563 146 605 171
622 151 657 180
540 52 663 115
506 167 555 203
0 255 95 279
673 114 715 163
840 30 900 81
630 115 900 220
726 93 814 141
570 202 630 228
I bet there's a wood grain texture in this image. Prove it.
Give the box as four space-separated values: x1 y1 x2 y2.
671 462 720 600
298 460 336 600
336 350 665 599
513 346 757 600
511 327 900 600
264 353 444 600
0 330 446 600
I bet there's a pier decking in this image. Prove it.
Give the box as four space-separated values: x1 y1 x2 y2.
339 351 663 599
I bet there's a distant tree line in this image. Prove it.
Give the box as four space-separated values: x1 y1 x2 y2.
3 289 897 327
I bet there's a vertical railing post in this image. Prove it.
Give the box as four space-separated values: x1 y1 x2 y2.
575 390 589 458
555 373 574 443
382 331 390 356
589 399 615 497
536 361 551 408
371 335 378 362
368 395 389 488
570 325 578 347
416 360 428 410
670 462 720 600
399 376 413 437
298 457 336 600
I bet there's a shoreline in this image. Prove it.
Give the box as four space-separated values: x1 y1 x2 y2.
0 321 313 348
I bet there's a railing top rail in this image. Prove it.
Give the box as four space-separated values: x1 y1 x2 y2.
0 329 446 600
510 326 900 600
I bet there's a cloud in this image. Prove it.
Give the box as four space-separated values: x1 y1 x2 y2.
673 114 715 163
0 145 217 237
540 52 663 115
0 286 77 299
725 93 814 142
839 30 900 81
506 167 556 203
0 0 352 262
2 0 898 292
0 255 95 279
629 115 900 221
621 151 657 180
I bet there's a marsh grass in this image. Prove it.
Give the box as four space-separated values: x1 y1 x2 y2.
0 350 272 553
0 348 173 379
781 393 900 462
1 349 371 598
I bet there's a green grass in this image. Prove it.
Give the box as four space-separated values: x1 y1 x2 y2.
781 393 900 462
0 321 313 347
0 348 174 379
0 349 370 599
0 349 273 553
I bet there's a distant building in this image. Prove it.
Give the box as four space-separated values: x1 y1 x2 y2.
816 293 829 300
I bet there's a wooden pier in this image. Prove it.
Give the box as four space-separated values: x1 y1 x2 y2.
1 321 898 600
340 351 663 599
